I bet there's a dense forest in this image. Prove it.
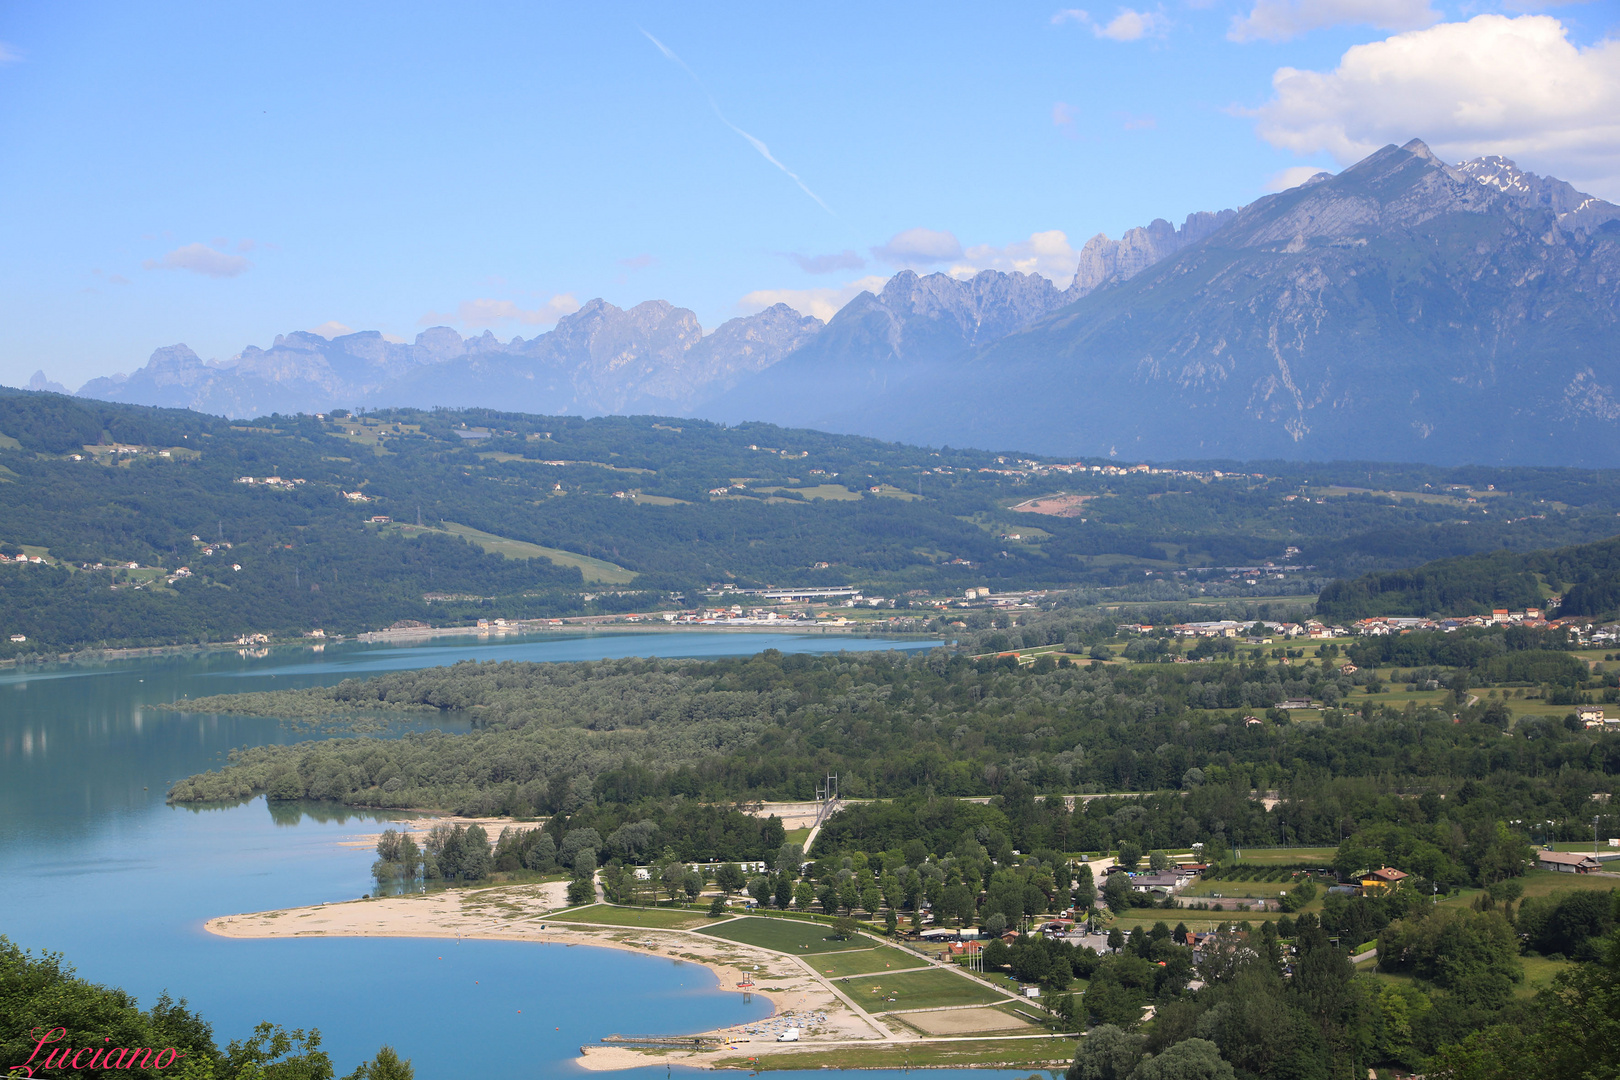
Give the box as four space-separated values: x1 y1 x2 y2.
8 389 1620 654
167 626 1620 859
1317 533 1620 620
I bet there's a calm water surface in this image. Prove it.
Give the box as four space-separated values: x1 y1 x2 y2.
2 630 1038 1078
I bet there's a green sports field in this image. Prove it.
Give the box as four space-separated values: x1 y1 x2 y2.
694 916 867 954
806 945 924 978
840 968 1012 1012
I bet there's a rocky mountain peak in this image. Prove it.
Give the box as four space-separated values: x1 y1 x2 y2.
1070 209 1237 297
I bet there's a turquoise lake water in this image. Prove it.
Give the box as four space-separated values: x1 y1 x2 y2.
1 630 1044 1078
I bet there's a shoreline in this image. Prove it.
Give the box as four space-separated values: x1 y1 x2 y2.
1 622 936 673
204 889 884 1071
204 890 1070 1072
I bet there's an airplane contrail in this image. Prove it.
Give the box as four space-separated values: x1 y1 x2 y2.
640 29 834 216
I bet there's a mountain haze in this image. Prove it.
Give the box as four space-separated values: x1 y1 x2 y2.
48 140 1620 465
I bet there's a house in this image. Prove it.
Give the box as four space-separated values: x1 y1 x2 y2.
1359 867 1409 892
1130 873 1183 894
1539 851 1602 874
1244 716 1264 727
1579 706 1607 728
947 940 984 957
1338 663 1358 674
1277 699 1316 711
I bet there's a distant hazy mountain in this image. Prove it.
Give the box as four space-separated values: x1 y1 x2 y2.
53 139 1620 466
708 140 1620 466
76 302 822 419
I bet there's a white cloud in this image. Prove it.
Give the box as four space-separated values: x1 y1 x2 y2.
784 249 866 274
1095 9 1167 40
1253 14 1620 196
871 227 964 267
309 321 353 339
949 230 1080 281
1229 0 1439 43
143 242 251 278
419 294 581 329
738 276 890 323
0 42 21 64
1053 101 1079 137
1052 7 1168 40
1267 165 1335 190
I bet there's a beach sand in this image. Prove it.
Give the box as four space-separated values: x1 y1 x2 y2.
205 886 899 1071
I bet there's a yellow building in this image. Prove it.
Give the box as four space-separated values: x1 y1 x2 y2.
1360 867 1409 892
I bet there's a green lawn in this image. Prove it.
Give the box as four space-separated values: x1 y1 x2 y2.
806 946 924 978
1228 848 1337 864
546 904 707 930
840 968 1012 1012
1519 954 1573 997
694 916 867 954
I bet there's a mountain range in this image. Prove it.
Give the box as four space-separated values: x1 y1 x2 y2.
37 140 1620 465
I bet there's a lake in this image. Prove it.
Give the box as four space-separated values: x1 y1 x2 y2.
1 630 1039 1078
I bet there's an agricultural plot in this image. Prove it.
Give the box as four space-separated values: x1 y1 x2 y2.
841 968 1011 1012
695 916 867 954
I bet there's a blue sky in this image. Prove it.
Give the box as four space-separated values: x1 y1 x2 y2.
1 0 1615 387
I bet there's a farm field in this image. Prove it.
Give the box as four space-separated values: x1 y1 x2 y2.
547 904 708 930
386 520 636 583
695 916 867 954
1226 848 1337 864
841 968 1011 1012
808 945 925 978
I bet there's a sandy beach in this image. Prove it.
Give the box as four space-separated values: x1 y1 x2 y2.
205 886 904 1070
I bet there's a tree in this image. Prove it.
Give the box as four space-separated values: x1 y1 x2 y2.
714 862 746 894
1377 907 1521 1008
1068 1023 1142 1079
350 1046 415 1080
1149 850 1172 873
832 916 860 940
1104 873 1133 912
661 861 686 902
1118 842 1142 871
794 880 815 911
1107 927 1125 952
1075 864 1097 910
708 894 728 916
748 875 773 907
1133 1038 1235 1080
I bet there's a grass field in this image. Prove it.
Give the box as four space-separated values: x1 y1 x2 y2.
547 904 707 930
1182 880 1294 899
387 521 636 584
807 946 924 978
1229 848 1337 864
712 1036 1077 1071
761 483 860 501
841 968 1012 1012
695 916 867 954
1519 954 1574 997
